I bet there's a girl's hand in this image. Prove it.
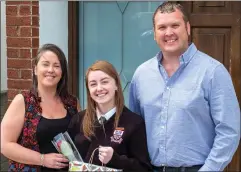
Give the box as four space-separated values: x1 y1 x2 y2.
98 146 114 164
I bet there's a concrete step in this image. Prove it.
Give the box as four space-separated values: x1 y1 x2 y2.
1 154 8 171
1 92 7 119
1 92 8 170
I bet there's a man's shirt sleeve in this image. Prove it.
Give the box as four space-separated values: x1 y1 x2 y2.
199 64 240 171
129 76 142 117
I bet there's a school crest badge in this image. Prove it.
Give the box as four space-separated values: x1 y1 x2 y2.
110 127 124 144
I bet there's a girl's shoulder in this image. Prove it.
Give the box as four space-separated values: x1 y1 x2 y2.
121 106 144 125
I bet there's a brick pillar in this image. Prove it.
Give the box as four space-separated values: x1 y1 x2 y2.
6 1 39 104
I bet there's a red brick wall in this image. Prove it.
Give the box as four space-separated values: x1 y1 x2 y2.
6 1 39 104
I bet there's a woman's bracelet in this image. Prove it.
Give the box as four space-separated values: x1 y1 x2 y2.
40 154 45 167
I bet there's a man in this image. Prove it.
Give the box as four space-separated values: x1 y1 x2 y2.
129 2 240 171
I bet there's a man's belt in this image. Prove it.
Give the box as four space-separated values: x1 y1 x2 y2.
151 164 202 172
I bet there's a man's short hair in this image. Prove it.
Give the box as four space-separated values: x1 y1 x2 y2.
152 1 189 27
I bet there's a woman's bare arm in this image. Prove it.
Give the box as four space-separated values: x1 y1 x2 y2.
1 94 42 165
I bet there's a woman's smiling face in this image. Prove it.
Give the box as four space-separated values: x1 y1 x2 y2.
34 51 62 88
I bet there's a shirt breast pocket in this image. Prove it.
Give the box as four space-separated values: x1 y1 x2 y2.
171 87 203 108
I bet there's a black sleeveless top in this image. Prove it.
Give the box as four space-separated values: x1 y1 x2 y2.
8 91 78 172
37 112 71 171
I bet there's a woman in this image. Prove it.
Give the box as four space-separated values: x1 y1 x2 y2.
1 44 81 171
68 60 152 171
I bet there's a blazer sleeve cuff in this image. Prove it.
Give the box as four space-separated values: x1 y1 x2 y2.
107 151 124 169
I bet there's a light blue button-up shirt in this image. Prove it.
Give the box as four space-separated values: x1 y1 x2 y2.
129 43 240 171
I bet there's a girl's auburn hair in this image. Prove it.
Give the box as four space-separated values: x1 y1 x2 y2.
83 60 124 139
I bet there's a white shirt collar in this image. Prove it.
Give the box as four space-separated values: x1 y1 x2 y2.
96 107 116 121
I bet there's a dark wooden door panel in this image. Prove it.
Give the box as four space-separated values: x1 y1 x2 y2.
193 1 231 13
192 28 231 69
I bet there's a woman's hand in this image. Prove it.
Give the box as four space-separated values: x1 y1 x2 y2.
42 153 69 169
98 146 114 164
